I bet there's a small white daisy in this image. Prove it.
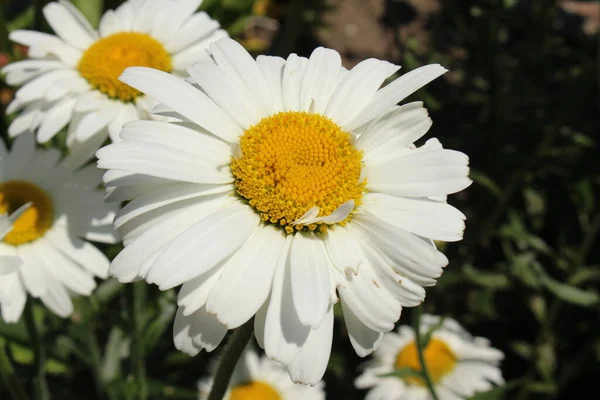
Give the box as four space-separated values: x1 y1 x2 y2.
0 133 119 323
97 37 470 384
355 315 505 400
2 0 227 165
198 347 325 400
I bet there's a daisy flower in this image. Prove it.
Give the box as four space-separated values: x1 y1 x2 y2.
198 347 325 400
97 37 471 384
0 133 119 323
2 0 227 164
355 315 505 400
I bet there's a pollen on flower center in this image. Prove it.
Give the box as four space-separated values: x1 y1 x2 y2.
77 32 172 102
395 338 458 385
0 180 53 246
230 111 365 234
229 380 281 400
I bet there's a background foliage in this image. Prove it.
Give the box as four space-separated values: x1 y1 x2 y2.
0 0 598 399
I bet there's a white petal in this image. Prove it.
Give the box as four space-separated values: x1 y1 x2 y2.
324 226 363 274
177 265 225 316
189 305 229 352
206 225 285 328
263 235 310 363
37 97 76 142
346 64 447 131
325 58 400 125
0 273 27 323
147 201 259 290
119 67 241 142
15 69 74 103
363 193 466 242
209 38 274 116
299 47 342 113
164 11 219 53
39 272 73 318
256 55 285 113
173 307 202 356
289 232 331 328
42 2 95 50
288 305 334 385
282 54 308 111
341 297 383 357
9 30 80 66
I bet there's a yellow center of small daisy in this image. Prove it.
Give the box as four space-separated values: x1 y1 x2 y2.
395 338 458 385
77 32 172 102
0 181 54 246
229 381 281 400
231 111 365 233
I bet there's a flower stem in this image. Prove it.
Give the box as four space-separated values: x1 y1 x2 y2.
412 306 439 400
131 282 148 400
24 300 49 400
207 319 254 400
0 340 28 400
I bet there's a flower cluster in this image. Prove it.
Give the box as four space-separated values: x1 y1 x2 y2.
0 1 505 399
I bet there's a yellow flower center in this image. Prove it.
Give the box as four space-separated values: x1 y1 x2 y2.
395 338 458 386
0 181 54 246
231 111 365 234
229 381 281 400
77 32 172 102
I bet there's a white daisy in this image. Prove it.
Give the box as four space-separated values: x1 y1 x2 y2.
198 347 325 400
0 133 119 323
2 0 227 166
355 315 505 400
96 37 471 384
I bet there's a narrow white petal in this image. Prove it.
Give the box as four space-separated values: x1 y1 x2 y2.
324 226 363 274
256 55 285 113
206 226 285 328
299 47 342 113
43 2 96 50
282 54 308 111
341 297 383 357
36 97 76 143
119 67 241 142
147 201 259 290
346 64 447 131
289 232 331 328
263 236 310 363
325 58 400 124
287 305 334 385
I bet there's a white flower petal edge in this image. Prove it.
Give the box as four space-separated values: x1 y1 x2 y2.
2 0 228 166
355 315 505 400
0 133 119 323
97 37 470 384
198 346 325 400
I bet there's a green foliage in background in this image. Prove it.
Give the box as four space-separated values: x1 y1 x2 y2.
0 0 598 399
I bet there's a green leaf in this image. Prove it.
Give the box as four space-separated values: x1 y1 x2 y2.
470 170 504 199
101 327 129 384
540 274 599 307
463 264 510 289
6 7 34 32
72 0 103 28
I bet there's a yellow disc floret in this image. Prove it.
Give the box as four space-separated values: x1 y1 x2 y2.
231 111 365 233
77 32 172 102
0 181 54 246
395 338 458 385
229 381 281 400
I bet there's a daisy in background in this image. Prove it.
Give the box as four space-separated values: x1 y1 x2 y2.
97 38 470 384
2 0 227 166
355 315 504 400
0 133 119 323
198 346 325 400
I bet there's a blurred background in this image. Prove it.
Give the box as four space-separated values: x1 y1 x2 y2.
0 0 598 399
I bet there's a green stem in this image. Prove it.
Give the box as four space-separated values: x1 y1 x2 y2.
207 319 254 400
412 307 439 400
24 300 49 400
131 283 148 400
0 341 28 400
